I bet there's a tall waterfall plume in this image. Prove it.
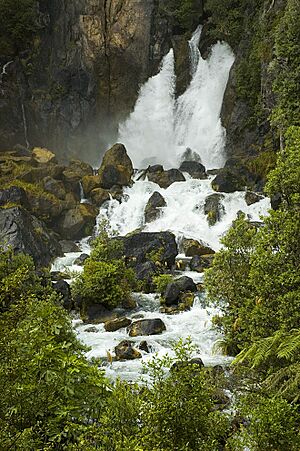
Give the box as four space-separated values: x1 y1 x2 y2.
118 26 235 169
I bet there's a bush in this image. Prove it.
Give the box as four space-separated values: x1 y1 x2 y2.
153 273 174 294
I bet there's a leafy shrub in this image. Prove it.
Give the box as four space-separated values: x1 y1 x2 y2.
153 273 174 294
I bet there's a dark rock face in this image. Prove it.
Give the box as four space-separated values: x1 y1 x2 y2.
180 147 202 163
83 304 120 324
211 168 245 193
128 318 166 336
52 280 73 310
90 188 110 206
98 144 133 189
118 231 178 268
245 191 263 206
104 317 132 332
135 261 159 293
204 193 225 225
43 176 66 200
164 276 197 306
115 340 142 360
56 204 98 240
0 207 62 267
148 168 186 188
0 1 176 162
0 186 29 208
179 160 207 179
144 191 166 223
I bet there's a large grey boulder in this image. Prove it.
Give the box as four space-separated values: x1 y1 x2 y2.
98 143 134 189
128 318 166 336
144 191 166 223
0 207 62 267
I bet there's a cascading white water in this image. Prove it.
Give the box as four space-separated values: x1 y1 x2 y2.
119 27 234 169
53 26 270 381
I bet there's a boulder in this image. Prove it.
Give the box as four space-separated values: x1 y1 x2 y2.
26 190 63 220
211 168 245 193
90 188 110 207
179 160 207 179
115 340 142 360
43 176 66 200
104 317 132 332
245 191 263 206
182 238 215 257
171 357 204 372
84 326 98 333
144 191 166 223
59 240 80 253
190 254 214 272
56 204 98 240
98 143 134 189
32 147 57 164
0 186 29 208
118 231 178 268
52 280 72 310
148 168 185 188
68 159 93 178
81 175 102 197
128 318 166 336
74 253 89 266
204 193 225 226
135 261 159 292
148 164 164 173
164 276 197 306
138 340 150 353
82 304 121 324
0 207 62 267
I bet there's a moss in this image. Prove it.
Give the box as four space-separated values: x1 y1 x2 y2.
245 151 277 182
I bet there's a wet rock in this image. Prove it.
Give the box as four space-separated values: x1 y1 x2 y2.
139 340 150 353
190 254 214 272
43 176 66 200
118 231 178 268
26 190 63 220
83 304 121 324
104 317 132 332
115 340 142 360
182 238 215 257
128 318 166 336
90 187 110 206
204 193 225 226
0 186 29 208
68 159 93 178
84 326 98 333
135 261 159 293
148 164 164 173
56 204 98 240
179 160 207 179
245 191 263 206
164 276 197 306
32 147 57 164
148 168 186 189
81 175 102 197
52 279 72 310
211 168 245 193
98 143 134 189
59 240 80 253
0 206 62 267
74 253 89 266
144 191 167 223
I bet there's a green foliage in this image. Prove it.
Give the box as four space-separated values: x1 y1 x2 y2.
161 0 203 32
72 226 136 310
0 248 47 312
0 0 37 56
227 395 300 451
153 273 174 294
265 126 300 208
271 0 300 130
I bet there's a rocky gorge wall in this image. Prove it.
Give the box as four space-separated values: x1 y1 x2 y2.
0 0 203 163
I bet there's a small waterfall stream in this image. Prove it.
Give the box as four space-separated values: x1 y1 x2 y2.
53 27 270 381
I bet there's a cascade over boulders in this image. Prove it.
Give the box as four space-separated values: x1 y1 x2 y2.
128 318 166 336
0 206 62 267
164 276 197 307
115 340 142 360
104 317 132 332
144 191 167 223
179 160 207 179
98 143 133 189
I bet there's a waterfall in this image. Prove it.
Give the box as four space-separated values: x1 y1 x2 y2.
0 61 13 94
118 27 235 170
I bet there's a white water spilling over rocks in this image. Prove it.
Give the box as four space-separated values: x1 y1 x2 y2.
53 27 270 381
119 27 235 169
